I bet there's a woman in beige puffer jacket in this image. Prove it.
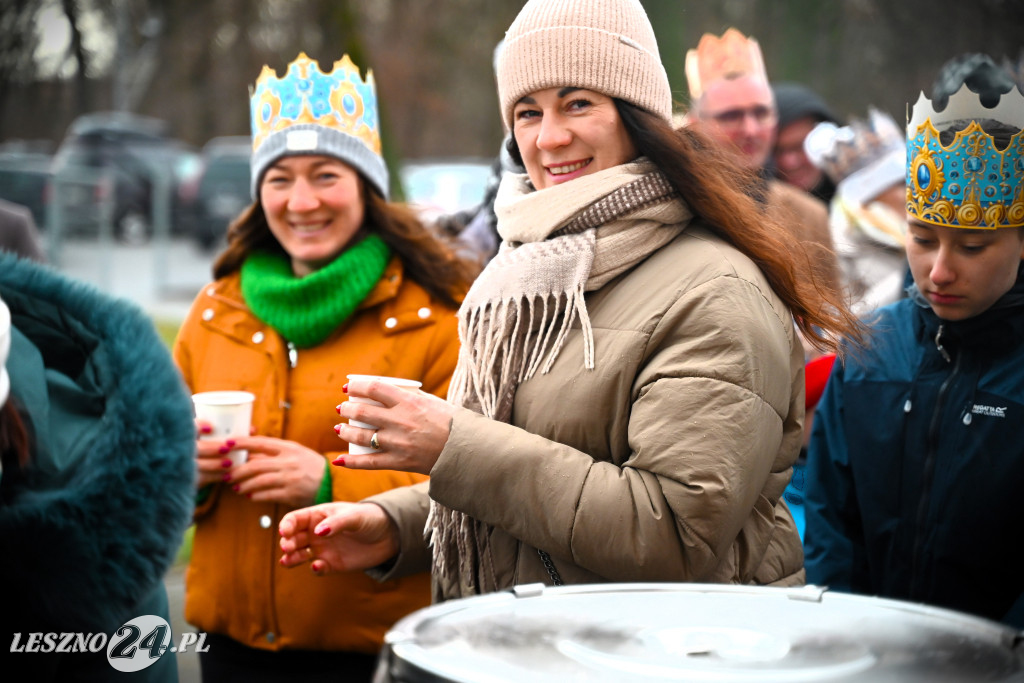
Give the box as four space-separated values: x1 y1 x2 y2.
279 0 861 602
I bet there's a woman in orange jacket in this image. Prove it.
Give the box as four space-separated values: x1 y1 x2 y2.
172 53 476 682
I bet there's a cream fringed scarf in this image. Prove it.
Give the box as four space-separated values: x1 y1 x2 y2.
426 159 691 599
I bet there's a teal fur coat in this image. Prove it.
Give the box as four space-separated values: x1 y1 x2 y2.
0 253 195 678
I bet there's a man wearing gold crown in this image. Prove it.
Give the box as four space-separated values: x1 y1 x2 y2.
803 55 1024 627
683 29 839 306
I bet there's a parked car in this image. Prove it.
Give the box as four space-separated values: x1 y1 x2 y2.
0 145 52 228
399 158 491 222
49 112 198 243
184 136 252 251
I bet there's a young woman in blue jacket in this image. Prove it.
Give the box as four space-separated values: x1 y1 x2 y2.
804 56 1024 626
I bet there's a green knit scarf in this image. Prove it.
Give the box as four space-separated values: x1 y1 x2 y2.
240 234 391 348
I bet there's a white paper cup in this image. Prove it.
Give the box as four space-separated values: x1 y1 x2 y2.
345 375 422 454
192 391 255 466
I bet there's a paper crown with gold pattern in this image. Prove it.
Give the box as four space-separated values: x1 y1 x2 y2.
249 52 388 199
906 84 1024 229
805 108 906 206
685 28 767 101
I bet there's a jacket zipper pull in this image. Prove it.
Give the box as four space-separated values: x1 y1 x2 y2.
934 324 951 363
287 341 298 369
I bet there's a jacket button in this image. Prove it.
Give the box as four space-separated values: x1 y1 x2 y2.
202 308 214 321
418 307 431 319
206 286 216 296
252 331 265 344
259 515 272 529
385 317 398 329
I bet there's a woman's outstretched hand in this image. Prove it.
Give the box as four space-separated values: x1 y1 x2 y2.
279 502 399 574
334 377 456 475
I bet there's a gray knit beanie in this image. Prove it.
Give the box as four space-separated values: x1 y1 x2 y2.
249 53 389 200
496 0 673 131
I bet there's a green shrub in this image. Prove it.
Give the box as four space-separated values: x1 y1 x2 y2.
175 524 194 566
154 318 181 348
154 315 191 566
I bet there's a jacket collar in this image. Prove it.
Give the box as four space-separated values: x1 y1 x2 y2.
359 256 403 309
910 270 1024 357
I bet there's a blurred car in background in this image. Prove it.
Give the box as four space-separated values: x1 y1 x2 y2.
399 158 491 223
0 140 53 228
182 136 252 251
48 111 198 244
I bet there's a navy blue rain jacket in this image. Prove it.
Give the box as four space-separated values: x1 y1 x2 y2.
804 275 1024 626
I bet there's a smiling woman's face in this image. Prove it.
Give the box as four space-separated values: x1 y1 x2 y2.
259 155 365 277
511 87 637 191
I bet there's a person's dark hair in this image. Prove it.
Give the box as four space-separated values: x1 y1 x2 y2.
0 398 30 473
931 53 1016 110
363 191 478 308
938 118 1021 150
213 178 478 309
508 100 863 353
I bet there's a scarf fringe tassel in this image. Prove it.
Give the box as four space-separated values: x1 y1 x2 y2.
427 286 593 596
448 287 594 420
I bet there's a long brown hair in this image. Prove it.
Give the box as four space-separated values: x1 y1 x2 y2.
212 174 478 309
612 101 863 352
1 399 30 473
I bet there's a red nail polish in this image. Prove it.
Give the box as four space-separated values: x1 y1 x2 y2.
332 457 346 467
333 424 341 434
218 445 230 455
336 404 342 414
232 484 240 492
225 439 236 447
315 526 331 536
221 459 233 468
342 383 348 393
222 473 231 482
200 424 212 434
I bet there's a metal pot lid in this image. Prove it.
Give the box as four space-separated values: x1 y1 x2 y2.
381 583 1024 683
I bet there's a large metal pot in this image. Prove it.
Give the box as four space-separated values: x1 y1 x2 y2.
376 583 1024 682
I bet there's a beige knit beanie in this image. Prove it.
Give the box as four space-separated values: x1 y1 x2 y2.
496 0 673 130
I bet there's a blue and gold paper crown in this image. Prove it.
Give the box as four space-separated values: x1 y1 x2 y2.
906 84 1024 229
249 53 388 199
